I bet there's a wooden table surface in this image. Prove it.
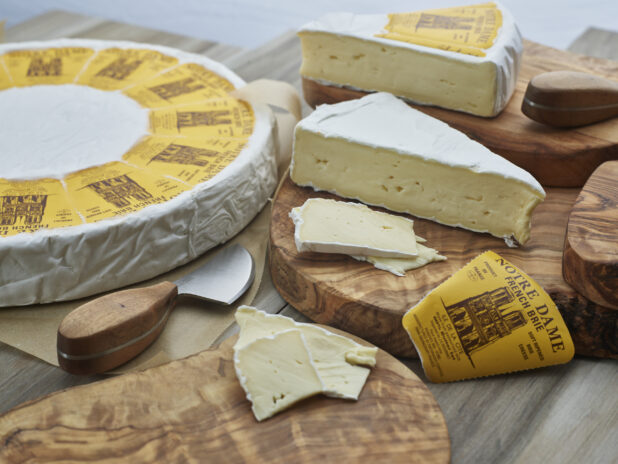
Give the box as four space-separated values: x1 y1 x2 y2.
1 11 616 464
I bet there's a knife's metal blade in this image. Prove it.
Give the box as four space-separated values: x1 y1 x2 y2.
174 244 255 305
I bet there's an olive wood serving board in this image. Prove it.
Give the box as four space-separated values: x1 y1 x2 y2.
302 40 618 188
269 175 618 360
563 161 618 310
0 329 450 464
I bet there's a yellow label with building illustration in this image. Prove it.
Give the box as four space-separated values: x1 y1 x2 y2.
64 161 190 223
123 63 234 108
402 251 574 383
0 178 82 237
123 136 248 186
0 57 13 90
76 48 178 91
376 2 502 57
3 47 95 86
148 97 254 137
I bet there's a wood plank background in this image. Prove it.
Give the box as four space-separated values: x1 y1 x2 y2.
0 11 616 464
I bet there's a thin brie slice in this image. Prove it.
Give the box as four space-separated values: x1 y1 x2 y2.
353 243 447 276
290 198 417 258
235 306 377 400
234 329 324 422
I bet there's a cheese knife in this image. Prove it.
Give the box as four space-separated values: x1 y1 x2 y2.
522 70 618 127
57 244 254 375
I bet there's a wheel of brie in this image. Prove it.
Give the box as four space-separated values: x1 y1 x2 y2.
0 39 277 306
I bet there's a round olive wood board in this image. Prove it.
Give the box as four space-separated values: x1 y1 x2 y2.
563 161 618 310
0 328 450 464
301 40 618 188
269 175 618 360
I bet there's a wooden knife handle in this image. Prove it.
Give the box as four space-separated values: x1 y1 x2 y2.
57 281 178 375
522 71 618 127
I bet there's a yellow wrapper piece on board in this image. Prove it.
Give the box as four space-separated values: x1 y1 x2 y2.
0 178 82 237
402 251 574 383
123 136 248 186
76 48 178 91
2 47 94 86
64 161 190 223
149 98 254 138
124 63 234 108
0 57 12 90
376 2 502 57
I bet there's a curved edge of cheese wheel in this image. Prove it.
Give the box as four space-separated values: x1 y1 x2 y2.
0 103 277 306
0 38 247 90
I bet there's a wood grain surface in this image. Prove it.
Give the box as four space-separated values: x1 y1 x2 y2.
0 331 450 464
302 40 618 188
563 161 618 309
1 12 617 464
270 175 617 359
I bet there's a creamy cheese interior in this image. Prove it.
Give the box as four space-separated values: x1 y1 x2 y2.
0 85 149 180
234 329 324 422
299 31 498 116
293 132 542 245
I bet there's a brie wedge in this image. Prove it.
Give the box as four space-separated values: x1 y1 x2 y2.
290 92 545 246
290 198 418 258
298 2 522 117
352 243 447 276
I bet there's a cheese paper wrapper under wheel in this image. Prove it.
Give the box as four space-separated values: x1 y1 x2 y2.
402 251 574 383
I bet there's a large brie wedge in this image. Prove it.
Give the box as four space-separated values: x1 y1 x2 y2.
298 2 522 117
290 92 545 246
0 39 277 306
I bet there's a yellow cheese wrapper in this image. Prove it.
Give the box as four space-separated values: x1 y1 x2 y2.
376 2 502 57
0 57 13 90
64 161 190 223
3 47 95 86
148 98 255 137
76 48 178 91
123 63 234 108
123 136 248 186
0 178 82 237
402 251 574 383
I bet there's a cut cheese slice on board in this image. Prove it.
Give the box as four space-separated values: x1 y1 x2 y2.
298 2 522 116
352 242 447 276
291 92 545 246
235 306 377 400
290 198 418 258
234 329 324 422
0 38 277 307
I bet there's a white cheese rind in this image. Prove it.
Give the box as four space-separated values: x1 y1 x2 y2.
290 92 545 245
289 198 418 258
233 329 324 422
0 39 277 307
298 2 522 116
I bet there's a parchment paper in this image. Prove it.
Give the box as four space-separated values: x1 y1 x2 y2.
0 79 300 373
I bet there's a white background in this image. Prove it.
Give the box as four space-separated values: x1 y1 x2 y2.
1 1 617 50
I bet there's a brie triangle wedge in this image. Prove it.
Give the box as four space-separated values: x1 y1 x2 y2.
290 92 545 246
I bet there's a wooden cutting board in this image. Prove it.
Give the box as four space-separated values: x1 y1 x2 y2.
563 161 618 309
302 40 618 188
0 329 450 464
269 175 618 360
